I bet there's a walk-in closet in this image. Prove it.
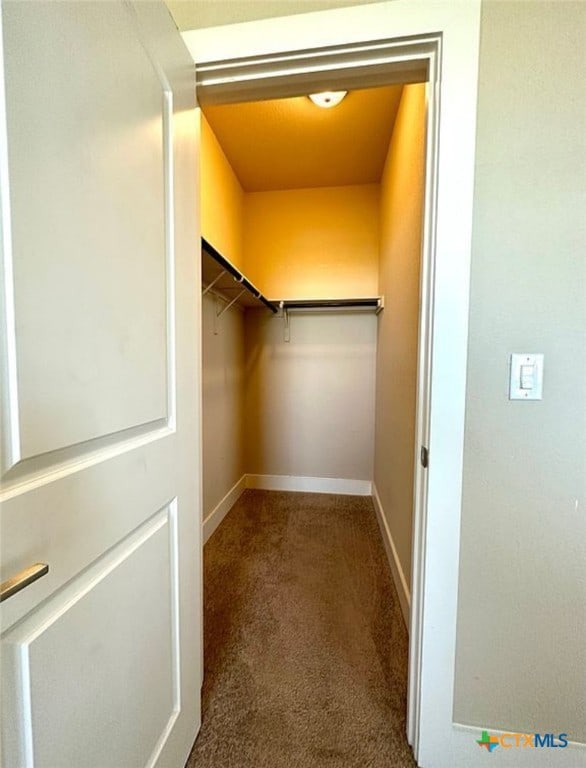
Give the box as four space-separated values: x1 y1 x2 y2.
191 81 427 767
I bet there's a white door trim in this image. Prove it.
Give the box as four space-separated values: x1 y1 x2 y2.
185 4 482 766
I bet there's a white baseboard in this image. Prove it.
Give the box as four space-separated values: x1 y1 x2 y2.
372 482 411 629
246 473 372 496
203 474 247 544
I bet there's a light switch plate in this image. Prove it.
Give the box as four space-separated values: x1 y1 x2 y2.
509 353 544 400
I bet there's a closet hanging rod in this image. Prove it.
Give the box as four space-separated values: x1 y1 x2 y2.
201 237 278 313
279 298 383 311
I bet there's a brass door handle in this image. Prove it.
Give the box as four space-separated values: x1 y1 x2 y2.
0 563 49 602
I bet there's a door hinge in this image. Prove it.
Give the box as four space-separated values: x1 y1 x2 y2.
420 446 429 468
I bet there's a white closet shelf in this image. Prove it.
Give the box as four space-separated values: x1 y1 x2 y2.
201 238 278 313
276 297 384 313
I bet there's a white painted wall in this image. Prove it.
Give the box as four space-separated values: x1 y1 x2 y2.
201 294 246 519
455 0 586 742
244 310 377 482
167 0 381 30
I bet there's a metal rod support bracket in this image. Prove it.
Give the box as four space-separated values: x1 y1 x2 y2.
202 270 226 296
282 304 290 343
217 289 246 318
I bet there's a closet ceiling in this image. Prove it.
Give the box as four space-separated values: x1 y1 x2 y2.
202 85 403 192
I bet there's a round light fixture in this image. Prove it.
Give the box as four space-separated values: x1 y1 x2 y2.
308 91 348 108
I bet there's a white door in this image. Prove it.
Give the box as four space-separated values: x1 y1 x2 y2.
0 2 202 767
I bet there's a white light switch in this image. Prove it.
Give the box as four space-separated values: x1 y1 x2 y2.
520 364 535 389
510 353 544 400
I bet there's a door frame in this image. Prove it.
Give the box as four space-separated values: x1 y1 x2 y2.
185 3 481 766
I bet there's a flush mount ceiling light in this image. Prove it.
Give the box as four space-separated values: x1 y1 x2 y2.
308 91 348 108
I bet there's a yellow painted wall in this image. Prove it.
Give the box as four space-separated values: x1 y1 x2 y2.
200 112 244 269
374 83 426 596
243 185 379 299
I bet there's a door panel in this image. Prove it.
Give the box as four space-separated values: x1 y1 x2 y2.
2 504 178 768
0 2 201 767
2 0 169 467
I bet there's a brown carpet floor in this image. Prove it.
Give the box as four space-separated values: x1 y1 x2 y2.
186 490 417 768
